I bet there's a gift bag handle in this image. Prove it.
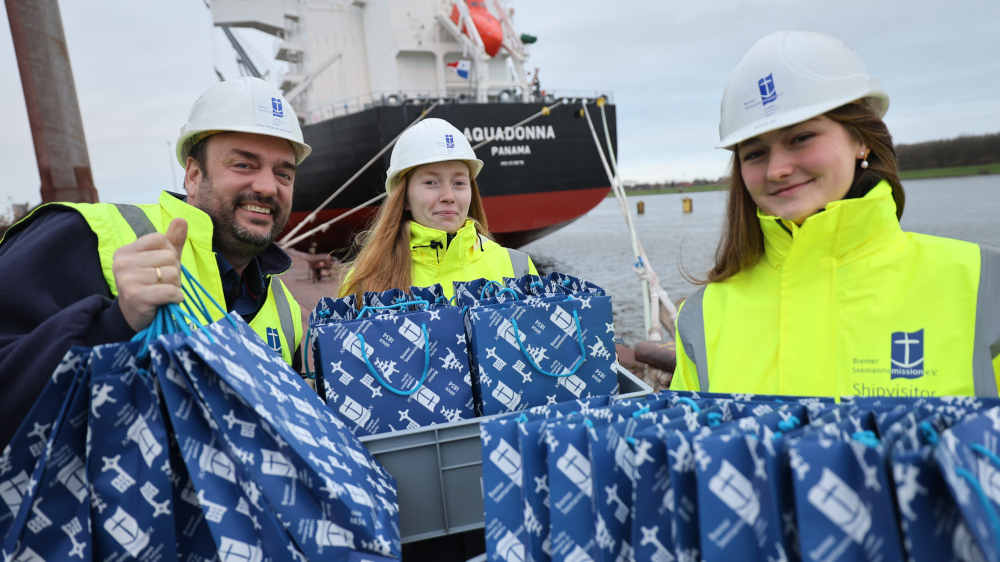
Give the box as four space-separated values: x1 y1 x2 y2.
954 443 1000 554
480 280 519 302
510 307 587 378
356 323 431 396
357 298 430 320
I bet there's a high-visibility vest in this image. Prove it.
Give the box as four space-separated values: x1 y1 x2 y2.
672 181 1000 398
342 219 536 299
27 192 302 365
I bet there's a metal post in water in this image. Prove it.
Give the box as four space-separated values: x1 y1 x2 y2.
7 0 99 203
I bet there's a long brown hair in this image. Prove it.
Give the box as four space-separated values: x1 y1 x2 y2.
700 99 904 284
341 164 492 298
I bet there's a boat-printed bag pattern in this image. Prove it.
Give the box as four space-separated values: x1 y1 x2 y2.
0 348 92 560
1 301 402 561
458 274 619 415
311 286 475 436
479 390 1000 562
479 397 610 562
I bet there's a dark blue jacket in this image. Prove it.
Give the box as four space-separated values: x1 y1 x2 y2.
0 205 302 448
0 208 132 447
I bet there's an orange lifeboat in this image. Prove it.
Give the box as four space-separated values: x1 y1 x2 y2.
449 1 503 57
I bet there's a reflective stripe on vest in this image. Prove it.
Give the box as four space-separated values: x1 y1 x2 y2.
114 203 298 362
677 286 709 392
507 248 531 279
974 245 1000 396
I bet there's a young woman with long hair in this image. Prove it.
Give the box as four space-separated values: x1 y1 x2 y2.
340 118 535 300
671 31 1000 398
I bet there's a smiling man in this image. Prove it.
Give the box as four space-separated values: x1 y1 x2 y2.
0 77 311 447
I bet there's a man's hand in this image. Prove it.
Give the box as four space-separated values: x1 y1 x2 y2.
112 218 188 331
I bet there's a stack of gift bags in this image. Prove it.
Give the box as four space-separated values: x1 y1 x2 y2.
308 273 620 436
0 269 400 560
479 389 1000 562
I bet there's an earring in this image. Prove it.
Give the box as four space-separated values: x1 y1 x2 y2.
859 150 869 169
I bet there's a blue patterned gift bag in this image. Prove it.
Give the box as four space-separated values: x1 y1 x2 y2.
543 409 616 560
87 341 178 561
312 293 475 436
165 313 402 560
0 346 90 540
789 414 906 562
1 348 92 561
934 406 1000 562
481 413 532 562
693 406 807 562
152 337 304 561
883 410 985 562
460 276 619 415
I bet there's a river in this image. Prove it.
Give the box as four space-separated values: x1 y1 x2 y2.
523 175 1000 343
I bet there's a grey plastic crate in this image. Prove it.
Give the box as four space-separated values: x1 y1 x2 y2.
359 365 653 543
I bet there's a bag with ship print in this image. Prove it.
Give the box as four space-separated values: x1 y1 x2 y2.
86 341 179 561
156 309 402 560
0 346 90 543
457 275 618 416
0 347 93 561
479 397 610 562
787 413 906 562
933 406 1000 562
310 287 475 436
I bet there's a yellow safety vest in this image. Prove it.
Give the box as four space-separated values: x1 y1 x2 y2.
341 219 537 299
672 181 1000 398
32 192 302 365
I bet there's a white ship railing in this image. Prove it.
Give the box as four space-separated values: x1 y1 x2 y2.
302 89 614 125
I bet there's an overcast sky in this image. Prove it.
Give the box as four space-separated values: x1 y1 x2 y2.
1 1 998 208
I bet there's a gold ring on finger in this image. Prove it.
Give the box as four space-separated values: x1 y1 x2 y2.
155 266 163 283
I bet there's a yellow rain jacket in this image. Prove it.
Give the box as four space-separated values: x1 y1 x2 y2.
342 219 536 300
672 181 1000 398
50 192 303 365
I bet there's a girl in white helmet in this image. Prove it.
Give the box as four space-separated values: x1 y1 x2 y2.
341 117 535 300
671 31 1000 398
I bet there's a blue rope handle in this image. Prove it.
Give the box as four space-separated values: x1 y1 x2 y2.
676 397 700 412
357 298 429 320
955 447 1000 556
510 309 586 378
356 323 430 396
479 280 519 302
632 405 651 419
180 264 237 328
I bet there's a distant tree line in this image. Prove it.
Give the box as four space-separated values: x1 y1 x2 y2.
896 132 1000 170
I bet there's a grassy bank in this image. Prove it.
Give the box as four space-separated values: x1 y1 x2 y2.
899 162 1000 180
618 163 999 197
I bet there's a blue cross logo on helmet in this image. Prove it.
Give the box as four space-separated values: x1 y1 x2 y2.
758 74 777 106
271 97 284 118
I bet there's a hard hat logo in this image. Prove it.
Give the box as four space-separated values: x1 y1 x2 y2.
717 31 889 149
384 117 483 193
758 74 777 106
176 77 312 166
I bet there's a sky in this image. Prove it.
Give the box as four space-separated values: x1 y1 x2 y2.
1 0 998 209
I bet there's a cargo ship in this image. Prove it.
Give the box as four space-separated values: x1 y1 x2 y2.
208 0 618 252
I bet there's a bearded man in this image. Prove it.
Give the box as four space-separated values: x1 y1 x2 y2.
0 77 310 447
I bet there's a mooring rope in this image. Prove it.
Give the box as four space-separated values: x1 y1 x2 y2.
582 98 676 341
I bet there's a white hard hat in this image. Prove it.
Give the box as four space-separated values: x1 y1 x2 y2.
718 31 889 149
384 118 483 192
176 77 312 165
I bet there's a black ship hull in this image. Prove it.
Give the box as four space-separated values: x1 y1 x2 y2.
287 101 618 253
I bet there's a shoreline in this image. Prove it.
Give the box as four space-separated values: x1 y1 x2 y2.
620 163 1000 196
